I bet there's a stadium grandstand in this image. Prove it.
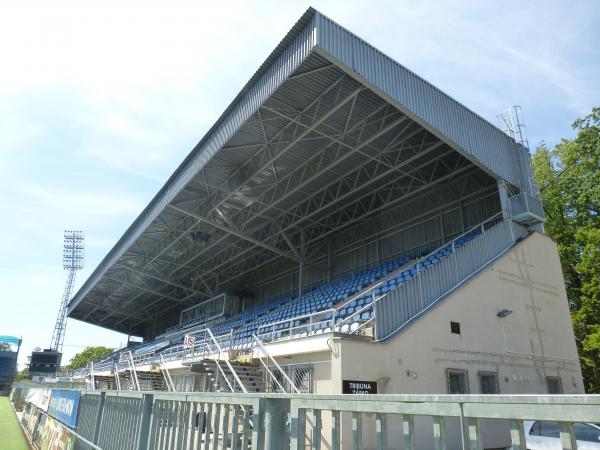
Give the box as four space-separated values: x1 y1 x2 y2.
65 6 582 418
0 336 21 394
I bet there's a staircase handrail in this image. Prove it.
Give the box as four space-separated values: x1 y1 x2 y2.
256 213 507 341
114 362 122 391
204 337 236 393
90 361 95 390
336 213 506 330
206 328 247 394
159 354 176 392
256 357 286 393
252 334 301 394
127 351 141 391
337 212 504 312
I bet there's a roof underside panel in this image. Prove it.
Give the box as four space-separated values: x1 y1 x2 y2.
68 8 531 336
67 10 319 319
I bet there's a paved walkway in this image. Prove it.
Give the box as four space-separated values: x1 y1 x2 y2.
0 396 30 450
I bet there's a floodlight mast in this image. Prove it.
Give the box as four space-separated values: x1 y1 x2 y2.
50 230 85 353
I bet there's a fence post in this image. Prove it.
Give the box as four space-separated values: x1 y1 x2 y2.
257 397 291 450
136 393 154 450
92 391 106 445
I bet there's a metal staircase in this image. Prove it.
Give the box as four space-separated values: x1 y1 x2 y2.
136 370 167 391
191 360 265 393
93 374 118 390
116 351 140 390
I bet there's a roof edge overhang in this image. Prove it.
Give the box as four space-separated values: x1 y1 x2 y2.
69 7 532 320
68 8 320 315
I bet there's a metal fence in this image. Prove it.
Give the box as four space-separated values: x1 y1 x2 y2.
12 385 600 450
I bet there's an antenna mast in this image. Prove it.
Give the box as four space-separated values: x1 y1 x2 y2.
497 106 540 197
497 105 529 149
50 230 85 352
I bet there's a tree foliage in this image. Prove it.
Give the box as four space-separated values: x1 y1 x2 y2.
532 107 600 393
14 368 29 382
67 346 114 370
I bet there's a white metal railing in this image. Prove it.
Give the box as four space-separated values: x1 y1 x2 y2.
14 384 600 450
257 214 506 344
252 334 300 394
93 360 114 373
289 394 600 450
257 308 337 342
117 351 140 391
73 216 517 373
90 361 95 390
158 354 175 392
206 328 247 393
328 213 510 334
113 362 121 391
182 329 232 362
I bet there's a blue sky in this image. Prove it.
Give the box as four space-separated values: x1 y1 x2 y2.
1 0 598 369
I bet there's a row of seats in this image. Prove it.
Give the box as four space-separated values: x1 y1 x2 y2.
333 228 482 325
237 254 425 346
88 228 485 364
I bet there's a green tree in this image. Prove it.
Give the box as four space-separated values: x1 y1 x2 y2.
67 346 115 370
532 107 600 392
14 368 29 382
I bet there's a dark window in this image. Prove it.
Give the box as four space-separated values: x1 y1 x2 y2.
546 376 563 394
529 421 541 435
531 421 600 443
574 423 600 443
447 369 468 394
478 371 500 394
539 421 560 438
450 321 461 334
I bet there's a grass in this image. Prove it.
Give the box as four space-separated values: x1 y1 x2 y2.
0 396 30 450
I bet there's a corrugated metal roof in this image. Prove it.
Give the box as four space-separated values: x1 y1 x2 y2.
67 8 533 334
313 12 530 188
68 9 320 316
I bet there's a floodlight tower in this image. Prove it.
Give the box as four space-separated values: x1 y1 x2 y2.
50 230 85 353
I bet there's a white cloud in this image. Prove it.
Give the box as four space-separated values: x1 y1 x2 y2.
0 0 598 367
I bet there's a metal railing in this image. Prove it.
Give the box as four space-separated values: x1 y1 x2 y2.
159 355 176 392
375 216 527 340
289 394 600 450
20 398 102 450
70 217 525 377
256 308 337 342
13 384 600 450
182 329 233 363
256 214 515 344
252 334 300 394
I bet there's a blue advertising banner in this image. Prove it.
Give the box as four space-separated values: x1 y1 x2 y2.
48 390 80 428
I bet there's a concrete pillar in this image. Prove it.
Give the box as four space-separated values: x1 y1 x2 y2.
257 398 291 450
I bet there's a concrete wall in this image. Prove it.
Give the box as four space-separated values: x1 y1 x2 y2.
322 232 582 449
